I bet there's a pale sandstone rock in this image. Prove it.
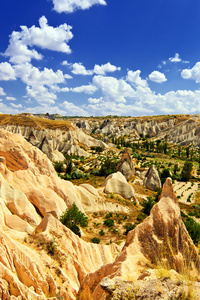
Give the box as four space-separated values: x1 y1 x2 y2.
0 123 107 159
79 178 200 300
34 213 121 299
4 215 33 234
80 183 99 197
0 228 57 299
0 180 40 226
144 165 161 191
102 172 136 200
116 149 135 179
0 129 129 220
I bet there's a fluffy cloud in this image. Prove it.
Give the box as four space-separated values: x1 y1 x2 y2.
93 75 135 103
15 63 66 87
52 0 107 13
181 62 200 83
93 63 121 75
0 62 16 81
6 96 16 101
70 84 97 94
0 102 22 114
26 85 56 105
88 97 102 104
86 101 153 116
169 53 189 64
71 62 120 76
126 70 148 87
149 71 167 83
11 63 68 104
10 103 22 109
169 53 182 63
71 63 93 75
0 87 6 96
5 16 73 64
62 100 88 116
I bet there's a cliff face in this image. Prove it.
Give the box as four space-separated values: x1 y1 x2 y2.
0 128 199 299
73 115 200 146
0 124 107 160
0 129 127 299
79 178 200 299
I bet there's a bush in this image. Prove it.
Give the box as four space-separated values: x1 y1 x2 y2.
124 223 136 235
142 197 155 215
181 161 193 181
106 212 113 219
99 229 105 236
99 156 119 177
60 203 88 236
104 219 114 227
53 161 64 173
183 216 200 246
91 237 100 244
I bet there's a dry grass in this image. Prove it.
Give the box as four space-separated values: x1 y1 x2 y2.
0 114 74 131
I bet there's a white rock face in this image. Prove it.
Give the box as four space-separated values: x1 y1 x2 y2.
144 165 161 191
0 124 107 160
103 172 136 200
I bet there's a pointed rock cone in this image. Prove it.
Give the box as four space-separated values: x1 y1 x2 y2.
79 178 200 300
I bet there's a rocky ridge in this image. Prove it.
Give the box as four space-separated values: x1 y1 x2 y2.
0 114 107 161
79 178 200 299
0 127 199 299
72 114 200 146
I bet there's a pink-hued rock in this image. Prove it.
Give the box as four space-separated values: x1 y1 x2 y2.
79 178 200 299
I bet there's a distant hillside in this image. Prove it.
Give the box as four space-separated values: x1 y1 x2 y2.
0 114 74 131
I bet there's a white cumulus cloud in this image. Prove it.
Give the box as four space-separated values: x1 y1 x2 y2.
0 62 16 81
62 100 88 116
149 71 167 83
169 53 189 64
15 63 66 87
169 53 182 63
93 62 121 75
71 63 93 75
126 70 148 87
181 62 200 83
26 85 57 105
93 75 135 103
88 97 102 104
71 62 120 76
10 103 22 108
6 96 16 101
5 16 73 64
0 87 6 96
52 0 107 13
70 84 97 94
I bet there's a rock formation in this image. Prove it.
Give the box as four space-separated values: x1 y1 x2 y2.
0 129 126 216
79 178 200 299
116 148 135 179
144 165 162 191
0 115 107 160
0 127 199 299
102 172 137 201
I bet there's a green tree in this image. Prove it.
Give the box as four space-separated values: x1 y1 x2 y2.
142 197 155 215
178 145 181 157
53 161 64 173
60 203 88 236
173 163 179 175
163 141 168 154
181 161 193 181
186 146 190 159
150 141 155 152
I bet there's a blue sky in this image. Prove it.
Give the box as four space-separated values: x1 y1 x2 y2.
0 0 200 116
